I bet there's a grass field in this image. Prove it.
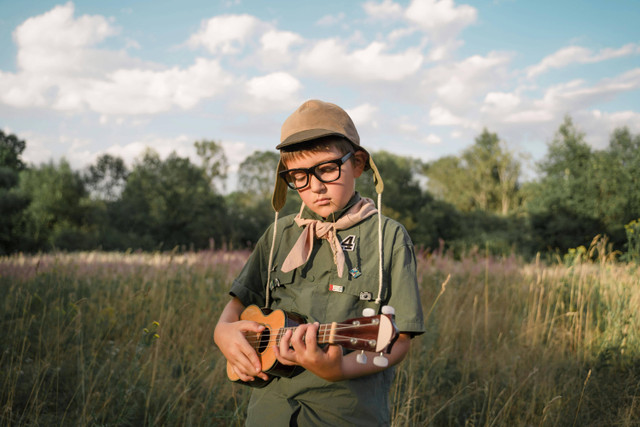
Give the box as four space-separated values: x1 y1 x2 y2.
1 247 639 426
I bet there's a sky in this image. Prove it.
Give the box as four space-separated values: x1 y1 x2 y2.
1 0 639 189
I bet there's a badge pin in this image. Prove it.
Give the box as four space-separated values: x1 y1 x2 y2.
349 268 362 279
359 291 373 301
329 284 344 293
269 278 282 291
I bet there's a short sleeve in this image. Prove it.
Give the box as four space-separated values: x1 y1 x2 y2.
229 228 271 307
385 227 425 336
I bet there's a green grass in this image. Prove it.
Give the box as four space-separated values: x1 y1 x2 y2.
1 249 639 426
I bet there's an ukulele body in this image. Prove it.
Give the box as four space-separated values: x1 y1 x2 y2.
226 305 305 387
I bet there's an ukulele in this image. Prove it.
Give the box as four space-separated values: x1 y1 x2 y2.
226 304 399 387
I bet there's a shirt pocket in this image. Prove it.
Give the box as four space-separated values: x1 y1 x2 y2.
268 269 299 313
327 274 381 320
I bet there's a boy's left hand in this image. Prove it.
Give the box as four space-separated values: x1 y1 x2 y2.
274 322 345 381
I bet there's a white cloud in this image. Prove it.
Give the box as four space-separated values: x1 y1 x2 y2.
299 39 423 82
316 13 346 27
422 51 512 112
0 4 234 115
481 91 521 115
405 0 476 41
84 58 233 114
188 14 265 55
14 2 117 75
241 72 302 112
347 103 380 129
502 109 554 124
363 0 404 20
537 69 640 113
423 133 442 144
260 30 303 55
527 43 640 78
429 105 464 126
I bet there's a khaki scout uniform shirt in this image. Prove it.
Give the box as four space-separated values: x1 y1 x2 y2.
230 193 425 426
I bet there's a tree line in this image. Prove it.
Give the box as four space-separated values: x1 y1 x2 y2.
1 117 639 260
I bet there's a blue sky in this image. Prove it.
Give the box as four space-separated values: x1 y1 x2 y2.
1 0 639 188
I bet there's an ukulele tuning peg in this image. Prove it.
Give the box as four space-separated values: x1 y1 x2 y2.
362 308 376 317
373 353 389 368
381 305 395 315
356 351 367 365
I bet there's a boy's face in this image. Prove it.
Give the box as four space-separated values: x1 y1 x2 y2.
284 146 366 218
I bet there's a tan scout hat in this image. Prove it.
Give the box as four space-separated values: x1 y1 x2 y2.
272 100 384 212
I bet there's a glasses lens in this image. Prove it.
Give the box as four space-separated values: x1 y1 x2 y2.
314 162 341 183
285 170 308 189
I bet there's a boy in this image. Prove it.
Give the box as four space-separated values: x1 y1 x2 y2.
214 100 424 426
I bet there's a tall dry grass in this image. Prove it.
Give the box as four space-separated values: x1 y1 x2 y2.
1 244 639 426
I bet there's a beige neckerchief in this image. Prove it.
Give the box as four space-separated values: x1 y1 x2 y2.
281 197 377 277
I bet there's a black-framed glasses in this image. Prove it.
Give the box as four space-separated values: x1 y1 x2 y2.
279 151 354 190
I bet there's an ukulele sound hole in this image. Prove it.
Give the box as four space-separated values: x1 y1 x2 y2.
257 328 271 353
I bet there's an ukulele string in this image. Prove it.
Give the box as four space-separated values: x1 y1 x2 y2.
243 323 377 346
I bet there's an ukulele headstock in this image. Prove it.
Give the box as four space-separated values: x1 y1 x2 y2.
335 306 399 355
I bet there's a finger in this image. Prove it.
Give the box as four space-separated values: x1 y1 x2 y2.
235 335 263 374
231 364 257 383
305 322 319 347
291 324 309 350
274 339 296 366
240 320 266 334
277 329 296 362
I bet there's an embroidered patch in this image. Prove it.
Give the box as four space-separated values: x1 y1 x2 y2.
329 284 344 293
340 235 356 251
349 268 362 279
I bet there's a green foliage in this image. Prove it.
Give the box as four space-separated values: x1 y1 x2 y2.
622 218 640 264
527 118 640 253
0 130 26 172
4 121 639 257
0 131 30 254
18 159 97 251
83 153 129 201
237 150 279 198
114 149 228 250
424 128 523 215
195 139 228 193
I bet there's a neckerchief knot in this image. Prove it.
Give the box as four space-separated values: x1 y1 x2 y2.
281 198 377 277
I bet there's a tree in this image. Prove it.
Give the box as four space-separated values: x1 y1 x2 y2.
424 129 522 215
237 150 279 198
0 131 30 254
19 159 95 250
116 149 228 250
526 116 604 252
0 130 26 172
195 140 228 193
84 154 129 201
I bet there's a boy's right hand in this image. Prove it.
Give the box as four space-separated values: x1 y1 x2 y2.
213 298 269 382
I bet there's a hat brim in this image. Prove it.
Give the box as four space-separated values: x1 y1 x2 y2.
276 129 356 150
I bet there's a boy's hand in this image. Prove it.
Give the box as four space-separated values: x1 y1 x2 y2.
213 298 269 382
215 320 269 382
274 324 413 382
274 322 345 381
